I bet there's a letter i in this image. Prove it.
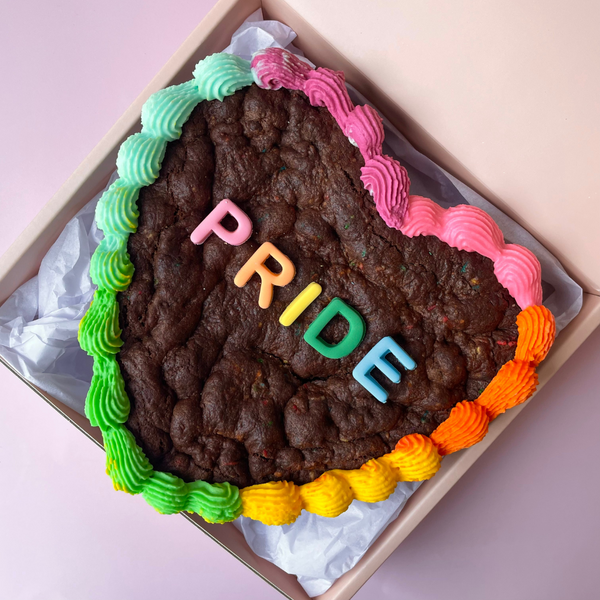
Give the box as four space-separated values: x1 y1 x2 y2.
279 282 323 326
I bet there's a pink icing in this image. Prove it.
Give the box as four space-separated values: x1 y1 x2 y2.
251 48 311 90
344 104 384 159
400 196 543 309
361 155 410 229
250 48 543 310
190 198 253 246
304 68 354 128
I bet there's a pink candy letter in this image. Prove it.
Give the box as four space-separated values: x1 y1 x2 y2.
190 199 253 246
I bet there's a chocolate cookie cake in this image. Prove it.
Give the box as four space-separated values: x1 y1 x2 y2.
79 48 555 525
118 82 518 488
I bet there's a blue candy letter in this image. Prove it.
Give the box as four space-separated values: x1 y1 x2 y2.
352 336 416 403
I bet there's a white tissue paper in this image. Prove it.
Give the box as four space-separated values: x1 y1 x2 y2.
0 9 583 598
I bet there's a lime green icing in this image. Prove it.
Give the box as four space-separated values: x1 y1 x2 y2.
85 356 129 429
142 473 243 522
186 480 243 523
142 472 189 514
96 180 139 235
193 53 254 101
79 52 253 523
78 289 123 356
104 425 153 494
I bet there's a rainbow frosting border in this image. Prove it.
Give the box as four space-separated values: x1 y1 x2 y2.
79 49 555 526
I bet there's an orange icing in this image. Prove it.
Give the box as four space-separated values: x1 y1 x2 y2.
515 304 556 366
300 471 354 517
430 400 490 455
475 359 538 419
238 306 553 524
381 433 441 481
240 480 303 526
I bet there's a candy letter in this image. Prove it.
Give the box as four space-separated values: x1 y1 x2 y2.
352 336 416 403
190 199 253 246
234 242 296 309
304 298 366 359
279 282 322 326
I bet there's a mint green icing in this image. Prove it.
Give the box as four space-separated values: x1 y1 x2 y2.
85 356 129 429
78 289 123 356
104 425 153 494
142 80 202 140
193 53 254 101
90 237 134 292
79 52 252 523
96 180 139 235
117 132 167 187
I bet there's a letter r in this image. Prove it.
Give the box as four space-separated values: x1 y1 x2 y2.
352 336 416 403
234 242 296 309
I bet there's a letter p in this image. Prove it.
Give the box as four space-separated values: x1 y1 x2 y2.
190 199 253 246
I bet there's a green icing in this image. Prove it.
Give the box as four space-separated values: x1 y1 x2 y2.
78 289 123 356
186 480 243 523
117 133 167 187
143 472 188 514
193 53 254 101
104 425 153 494
142 80 202 140
90 237 134 292
85 356 129 429
96 180 139 235
79 52 252 523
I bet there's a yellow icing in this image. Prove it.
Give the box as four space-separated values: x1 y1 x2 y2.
381 433 441 482
300 471 354 518
332 458 397 503
240 481 303 526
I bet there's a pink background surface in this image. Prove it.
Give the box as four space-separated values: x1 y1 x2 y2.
1 2 599 599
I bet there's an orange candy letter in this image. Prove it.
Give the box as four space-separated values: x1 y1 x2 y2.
234 242 296 309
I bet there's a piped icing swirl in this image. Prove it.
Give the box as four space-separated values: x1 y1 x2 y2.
475 359 538 419
104 425 153 494
382 434 441 482
240 481 303 526
344 104 384 159
194 53 254 101
251 47 312 90
400 196 543 309
333 458 397 503
304 67 354 128
117 133 167 187
86 356 130 429
515 305 556 365
141 80 202 140
96 181 139 235
79 289 123 356
90 237 134 292
361 155 410 229
299 472 354 518
430 400 490 456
